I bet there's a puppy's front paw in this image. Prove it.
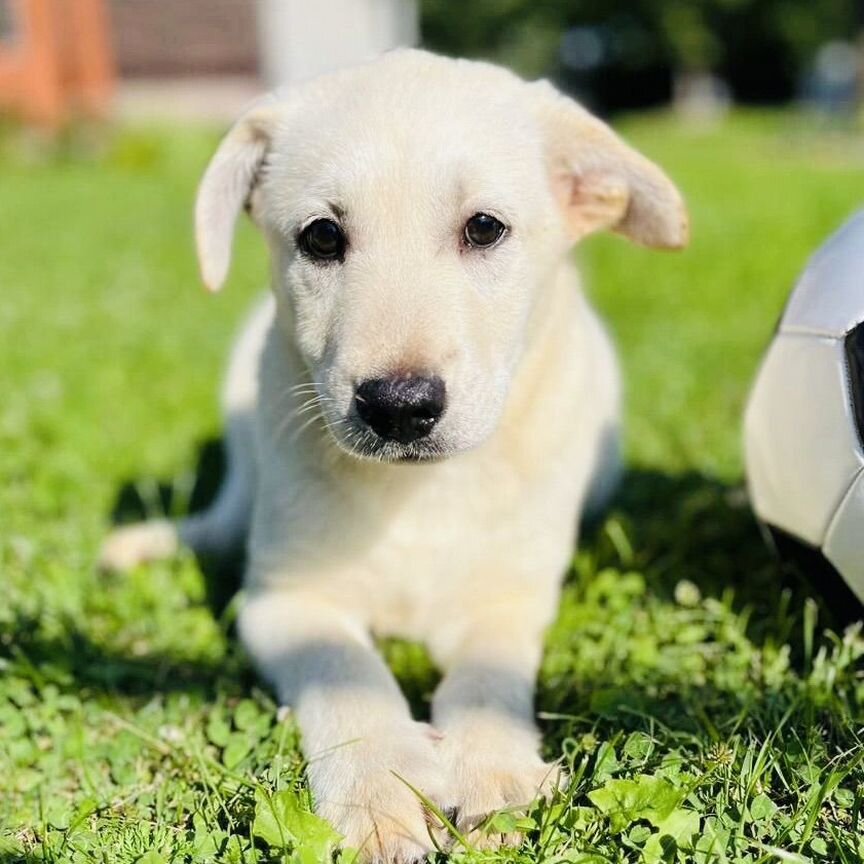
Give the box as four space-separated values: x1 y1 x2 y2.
438 721 563 849
309 720 452 863
98 520 178 572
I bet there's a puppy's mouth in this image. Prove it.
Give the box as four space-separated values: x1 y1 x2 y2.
330 422 453 464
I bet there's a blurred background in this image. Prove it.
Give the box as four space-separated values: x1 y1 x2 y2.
1 0 863 125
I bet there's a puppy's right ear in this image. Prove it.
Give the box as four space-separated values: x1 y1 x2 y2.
195 106 279 292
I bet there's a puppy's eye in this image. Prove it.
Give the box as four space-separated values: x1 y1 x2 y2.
299 218 346 262
464 213 507 249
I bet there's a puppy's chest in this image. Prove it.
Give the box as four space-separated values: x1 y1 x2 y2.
309 453 572 639
354 462 519 591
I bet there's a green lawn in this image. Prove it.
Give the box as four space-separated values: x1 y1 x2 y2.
1 112 863 863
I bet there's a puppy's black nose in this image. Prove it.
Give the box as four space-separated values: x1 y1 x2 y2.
355 375 446 444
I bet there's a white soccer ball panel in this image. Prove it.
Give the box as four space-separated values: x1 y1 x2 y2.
744 332 863 545
781 210 864 338
823 468 864 604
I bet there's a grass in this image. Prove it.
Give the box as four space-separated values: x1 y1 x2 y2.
1 110 863 863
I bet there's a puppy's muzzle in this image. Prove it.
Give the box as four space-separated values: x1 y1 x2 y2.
355 375 446 444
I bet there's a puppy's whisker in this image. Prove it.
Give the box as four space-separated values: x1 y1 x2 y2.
287 388 321 401
271 381 327 411
279 382 320 399
288 382 325 396
286 412 328 446
273 405 317 443
296 394 338 415
295 399 325 418
271 391 343 445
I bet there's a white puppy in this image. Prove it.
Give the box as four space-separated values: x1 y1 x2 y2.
101 49 687 862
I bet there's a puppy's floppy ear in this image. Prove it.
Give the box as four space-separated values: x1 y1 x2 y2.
532 81 688 249
195 104 279 292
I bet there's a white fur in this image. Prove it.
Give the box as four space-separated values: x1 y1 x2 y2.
101 50 686 862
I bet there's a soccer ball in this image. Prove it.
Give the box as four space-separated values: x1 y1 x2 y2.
745 210 864 613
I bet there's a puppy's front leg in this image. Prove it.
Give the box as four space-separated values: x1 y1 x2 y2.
430 605 561 846
240 590 451 863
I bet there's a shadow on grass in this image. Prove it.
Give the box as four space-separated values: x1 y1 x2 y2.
110 437 242 618
7 438 248 699
3 609 255 699
0 854 40 864
596 469 779 608
6 435 248 699
537 469 863 751
594 468 858 635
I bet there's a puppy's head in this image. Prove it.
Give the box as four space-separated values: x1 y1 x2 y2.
196 50 687 462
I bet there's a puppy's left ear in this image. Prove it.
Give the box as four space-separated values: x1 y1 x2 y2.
532 81 689 249
195 103 280 292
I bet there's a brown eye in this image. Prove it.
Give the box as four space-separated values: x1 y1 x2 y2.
464 213 506 249
299 218 346 262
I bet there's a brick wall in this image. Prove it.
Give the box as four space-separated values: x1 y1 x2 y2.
109 0 258 77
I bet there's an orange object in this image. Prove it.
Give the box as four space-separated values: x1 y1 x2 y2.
0 0 114 127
